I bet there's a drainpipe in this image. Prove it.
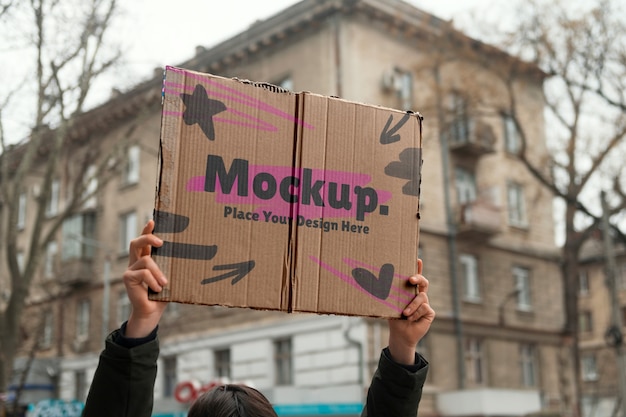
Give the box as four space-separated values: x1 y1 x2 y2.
434 66 466 389
332 14 343 98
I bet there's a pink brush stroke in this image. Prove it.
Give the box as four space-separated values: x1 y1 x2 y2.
309 256 404 313
165 66 314 130
163 85 279 132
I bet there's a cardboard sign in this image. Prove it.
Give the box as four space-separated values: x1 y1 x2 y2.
150 66 422 318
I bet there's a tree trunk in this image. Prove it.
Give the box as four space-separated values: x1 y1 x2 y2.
562 203 583 417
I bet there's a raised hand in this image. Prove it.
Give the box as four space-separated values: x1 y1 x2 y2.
122 220 169 338
387 259 435 365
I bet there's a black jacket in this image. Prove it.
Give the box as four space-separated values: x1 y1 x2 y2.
82 327 427 417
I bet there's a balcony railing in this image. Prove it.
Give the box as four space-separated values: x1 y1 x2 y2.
457 199 502 241
58 257 94 287
448 119 496 157
437 388 541 417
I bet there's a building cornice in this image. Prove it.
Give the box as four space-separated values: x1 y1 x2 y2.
70 0 545 140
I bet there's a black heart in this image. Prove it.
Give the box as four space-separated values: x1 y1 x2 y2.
384 148 421 196
352 264 395 300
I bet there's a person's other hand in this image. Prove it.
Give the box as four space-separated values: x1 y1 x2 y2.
122 220 168 338
387 259 435 365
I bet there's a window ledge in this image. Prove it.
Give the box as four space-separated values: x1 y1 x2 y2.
508 221 529 231
119 180 139 191
463 296 483 304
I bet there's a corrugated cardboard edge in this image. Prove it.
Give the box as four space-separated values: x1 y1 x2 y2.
150 67 424 319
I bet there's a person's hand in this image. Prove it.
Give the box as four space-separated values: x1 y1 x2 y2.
122 220 168 338
387 259 435 365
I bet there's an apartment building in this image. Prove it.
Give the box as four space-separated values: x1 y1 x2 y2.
9 0 572 416
577 238 626 417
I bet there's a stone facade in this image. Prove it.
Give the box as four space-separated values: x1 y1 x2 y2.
578 240 626 417
11 1 574 416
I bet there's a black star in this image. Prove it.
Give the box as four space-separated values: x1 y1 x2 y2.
180 84 227 140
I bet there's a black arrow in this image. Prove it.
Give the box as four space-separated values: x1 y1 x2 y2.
152 241 217 260
201 260 256 285
380 113 411 144
153 210 190 233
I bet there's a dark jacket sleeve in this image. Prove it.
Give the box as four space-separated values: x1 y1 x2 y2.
361 348 428 417
81 328 159 417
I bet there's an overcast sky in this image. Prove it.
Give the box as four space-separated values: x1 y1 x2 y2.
111 0 504 86
1 0 506 143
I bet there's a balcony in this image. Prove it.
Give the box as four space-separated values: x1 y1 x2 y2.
457 199 502 241
448 120 496 157
58 257 94 287
437 388 541 417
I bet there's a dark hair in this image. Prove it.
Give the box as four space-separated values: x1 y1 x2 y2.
188 384 278 417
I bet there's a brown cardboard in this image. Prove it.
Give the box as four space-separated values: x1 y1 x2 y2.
151 66 422 318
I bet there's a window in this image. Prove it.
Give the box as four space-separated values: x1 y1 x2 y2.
507 182 527 227
214 348 231 380
503 114 520 154
45 179 60 217
397 71 413 111
75 370 86 401
76 300 90 340
123 145 140 185
579 310 593 333
17 192 26 230
44 241 58 279
446 92 470 145
274 338 293 385
117 290 131 324
519 344 537 387
17 251 25 274
277 76 293 91
578 270 590 296
40 312 54 349
464 337 485 385
460 254 481 302
455 168 477 205
163 356 177 398
119 211 137 254
581 354 598 381
83 165 98 209
61 212 96 261
513 266 532 310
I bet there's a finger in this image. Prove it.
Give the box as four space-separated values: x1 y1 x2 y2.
130 233 163 250
417 258 423 275
140 220 157 257
127 256 168 286
402 292 429 317
408 274 428 293
141 220 154 235
405 303 435 323
129 234 163 265
123 268 163 293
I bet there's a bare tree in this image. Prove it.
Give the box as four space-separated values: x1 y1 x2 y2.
0 1 13 18
412 0 625 415
506 2 626 414
0 0 126 409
